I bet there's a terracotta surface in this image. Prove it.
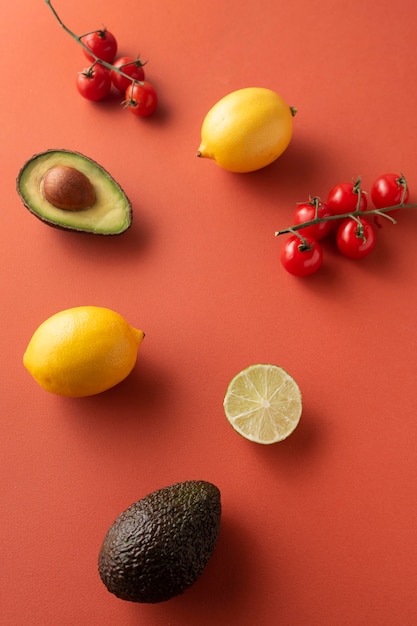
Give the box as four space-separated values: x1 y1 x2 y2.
2 1 417 624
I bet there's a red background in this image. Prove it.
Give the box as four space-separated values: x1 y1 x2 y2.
2 1 417 624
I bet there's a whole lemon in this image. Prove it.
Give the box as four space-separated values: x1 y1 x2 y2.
197 87 295 173
23 306 145 397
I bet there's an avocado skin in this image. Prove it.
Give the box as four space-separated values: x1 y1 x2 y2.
98 480 221 603
16 149 133 235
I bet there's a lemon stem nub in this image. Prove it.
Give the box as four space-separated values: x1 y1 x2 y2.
132 328 145 345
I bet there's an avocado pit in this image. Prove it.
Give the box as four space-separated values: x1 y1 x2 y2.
42 165 96 210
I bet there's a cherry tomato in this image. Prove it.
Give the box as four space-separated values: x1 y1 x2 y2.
280 235 323 277
111 56 146 93
125 81 158 117
76 64 111 101
82 29 118 63
336 217 376 259
371 173 409 209
327 181 367 216
293 198 333 240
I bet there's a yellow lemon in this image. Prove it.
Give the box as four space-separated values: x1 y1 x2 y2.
23 306 145 397
197 87 295 173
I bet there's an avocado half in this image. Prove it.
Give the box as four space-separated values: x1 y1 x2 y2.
17 149 132 235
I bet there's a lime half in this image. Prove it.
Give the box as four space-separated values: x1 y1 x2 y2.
223 364 302 444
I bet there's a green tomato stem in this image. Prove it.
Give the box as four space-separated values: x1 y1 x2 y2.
398 173 408 204
275 202 417 237
78 28 107 40
44 0 144 85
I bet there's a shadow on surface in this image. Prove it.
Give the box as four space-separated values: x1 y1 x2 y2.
48 203 154 262
250 404 326 475
129 513 264 626
61 353 176 427
232 133 329 202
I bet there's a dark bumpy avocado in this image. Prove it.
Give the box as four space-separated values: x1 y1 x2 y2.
16 149 132 235
98 480 221 603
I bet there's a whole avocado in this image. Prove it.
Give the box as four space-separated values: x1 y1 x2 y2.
98 480 221 603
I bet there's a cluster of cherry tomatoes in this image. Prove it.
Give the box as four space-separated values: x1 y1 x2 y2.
279 173 410 277
76 29 157 117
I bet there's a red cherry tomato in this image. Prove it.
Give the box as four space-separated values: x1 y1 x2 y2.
327 181 367 216
82 29 118 63
371 173 409 209
293 198 333 240
76 64 111 101
111 57 146 93
125 81 158 117
336 217 376 259
280 235 323 277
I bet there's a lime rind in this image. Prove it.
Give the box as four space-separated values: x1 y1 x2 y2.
223 364 302 444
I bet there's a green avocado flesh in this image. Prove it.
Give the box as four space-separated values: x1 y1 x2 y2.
17 149 132 235
98 480 221 603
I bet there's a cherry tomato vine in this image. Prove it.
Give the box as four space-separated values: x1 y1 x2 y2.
45 0 157 116
276 174 416 277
